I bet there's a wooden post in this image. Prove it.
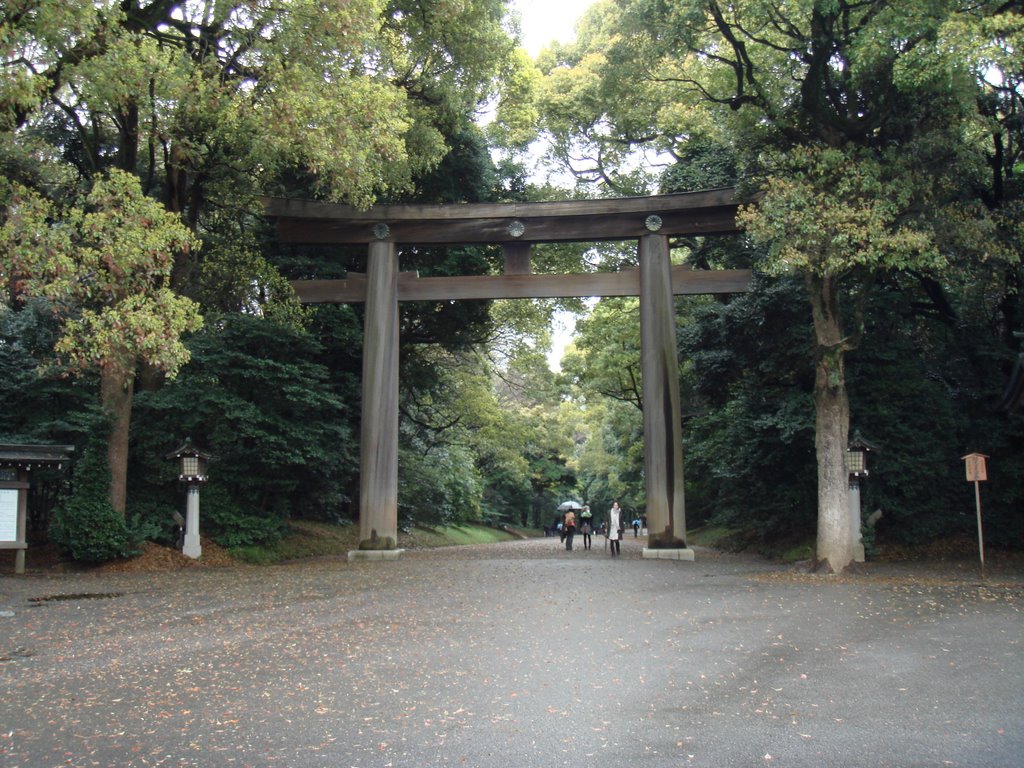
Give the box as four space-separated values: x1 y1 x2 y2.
639 234 687 550
15 470 27 574
358 240 400 550
503 242 532 275
962 453 988 579
974 480 985 579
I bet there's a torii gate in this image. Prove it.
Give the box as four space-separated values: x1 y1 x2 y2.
263 188 750 560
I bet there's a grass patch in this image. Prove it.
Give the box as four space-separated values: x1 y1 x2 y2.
687 526 735 548
406 524 518 548
230 520 519 564
229 521 356 564
689 525 816 562
776 540 816 563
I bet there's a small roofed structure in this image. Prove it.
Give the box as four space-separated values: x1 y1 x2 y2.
0 443 74 574
0 443 75 472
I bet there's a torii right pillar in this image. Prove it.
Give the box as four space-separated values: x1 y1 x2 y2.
639 234 694 561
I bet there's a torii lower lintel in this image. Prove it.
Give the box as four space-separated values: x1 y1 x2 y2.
291 266 751 303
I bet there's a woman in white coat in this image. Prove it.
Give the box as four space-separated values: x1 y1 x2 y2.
607 501 622 556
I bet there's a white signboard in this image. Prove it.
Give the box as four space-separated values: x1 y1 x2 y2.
0 489 19 542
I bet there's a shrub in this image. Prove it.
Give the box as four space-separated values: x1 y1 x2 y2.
200 484 285 548
49 496 134 563
49 447 133 562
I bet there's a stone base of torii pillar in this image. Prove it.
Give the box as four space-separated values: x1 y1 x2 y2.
347 549 406 562
642 548 695 561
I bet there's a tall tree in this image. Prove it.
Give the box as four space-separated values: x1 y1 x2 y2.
563 298 643 411
1 0 521 207
2 0 526 518
1 169 201 513
537 0 1020 570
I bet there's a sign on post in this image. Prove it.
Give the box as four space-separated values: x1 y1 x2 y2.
964 453 987 482
962 453 989 579
0 489 19 542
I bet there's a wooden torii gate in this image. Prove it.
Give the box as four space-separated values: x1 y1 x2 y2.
263 187 750 560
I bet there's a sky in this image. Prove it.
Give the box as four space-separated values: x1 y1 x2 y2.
509 0 598 370
510 1 597 369
513 0 595 57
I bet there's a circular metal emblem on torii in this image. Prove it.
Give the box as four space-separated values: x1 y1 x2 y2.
262 188 752 561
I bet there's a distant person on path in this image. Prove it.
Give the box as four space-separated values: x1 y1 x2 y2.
632 517 641 537
563 509 576 551
580 518 592 550
580 504 593 550
607 501 622 556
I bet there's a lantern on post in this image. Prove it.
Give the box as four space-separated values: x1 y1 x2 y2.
165 439 210 559
846 430 877 562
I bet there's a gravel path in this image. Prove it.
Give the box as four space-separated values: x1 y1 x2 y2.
2 537 1022 767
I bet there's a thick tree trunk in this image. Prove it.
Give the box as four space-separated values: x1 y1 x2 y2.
806 272 853 571
100 361 135 517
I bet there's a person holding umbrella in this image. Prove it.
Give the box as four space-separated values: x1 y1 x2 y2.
557 501 581 551
563 507 576 550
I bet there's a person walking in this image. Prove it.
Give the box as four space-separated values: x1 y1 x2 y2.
563 508 576 551
607 501 622 556
632 517 641 537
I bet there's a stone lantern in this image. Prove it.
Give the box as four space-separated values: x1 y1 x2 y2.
847 430 877 562
166 439 210 559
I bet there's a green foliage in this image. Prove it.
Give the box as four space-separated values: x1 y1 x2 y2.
129 314 355 527
676 263 1024 549
659 138 739 193
679 276 818 536
0 299 100 445
846 281 1024 547
563 297 643 409
559 297 648 514
4 0 1020 561
739 146 946 279
535 0 1023 565
49 448 133 563
399 439 483 528
1 169 203 376
2 169 205 514
199 484 285 549
49 497 134 563
2 0 521 212
123 501 179 546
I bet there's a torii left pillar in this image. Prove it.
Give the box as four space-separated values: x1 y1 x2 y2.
351 239 404 560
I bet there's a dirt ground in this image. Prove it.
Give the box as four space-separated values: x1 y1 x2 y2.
0 537 238 574
3 535 1022 768
3 530 1022 583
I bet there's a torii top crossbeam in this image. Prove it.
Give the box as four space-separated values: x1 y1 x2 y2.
263 186 743 246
